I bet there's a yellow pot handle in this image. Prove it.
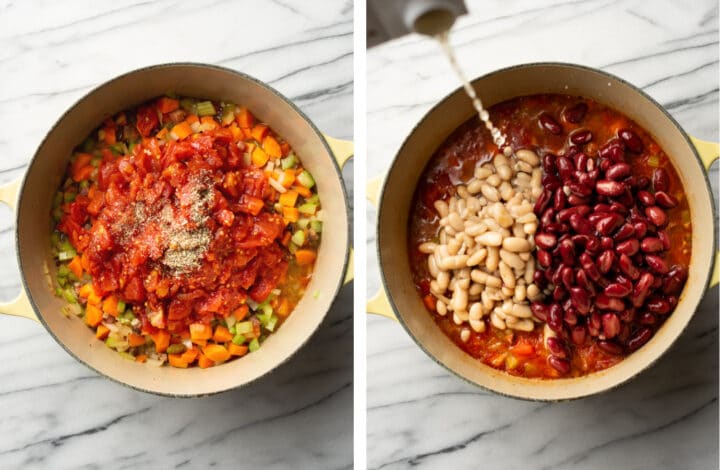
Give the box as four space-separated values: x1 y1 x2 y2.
690 136 719 287
323 134 354 285
365 174 397 320
0 177 38 322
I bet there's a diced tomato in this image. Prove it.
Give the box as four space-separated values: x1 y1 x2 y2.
136 106 159 137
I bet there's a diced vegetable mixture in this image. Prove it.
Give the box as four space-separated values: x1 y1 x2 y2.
51 95 322 368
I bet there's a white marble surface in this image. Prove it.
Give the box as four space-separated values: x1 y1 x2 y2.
367 1 718 469
0 1 353 469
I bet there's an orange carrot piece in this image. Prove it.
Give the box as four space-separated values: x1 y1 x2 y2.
252 146 269 167
279 169 296 188
171 121 192 140
67 256 83 279
228 343 249 357
276 298 291 317
103 126 116 145
168 354 188 368
235 107 254 129
200 115 219 130
87 289 102 307
72 153 92 173
135 354 148 363
73 164 94 182
229 123 242 141
102 295 119 317
280 142 291 156
81 252 91 272
213 325 234 343
279 190 299 207
512 340 535 357
292 184 312 198
233 304 249 321
185 114 199 125
156 127 169 140
128 333 146 347
95 324 110 340
151 330 170 353
203 344 231 363
423 294 436 311
251 124 269 142
85 303 103 327
262 135 282 158
189 322 213 341
157 97 179 114
295 249 317 266
181 347 199 364
78 282 94 298
197 353 215 369
282 206 299 223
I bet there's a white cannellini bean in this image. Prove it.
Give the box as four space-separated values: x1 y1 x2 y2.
440 255 469 271
447 238 461 256
456 185 469 198
450 288 468 312
516 149 539 166
543 324 557 346
486 247 499 272
437 271 450 290
419 241 437 254
466 249 487 267
428 256 440 278
499 249 524 270
510 319 534 332
496 164 512 181
467 179 483 194
481 291 493 311
499 261 516 288
486 174 501 187
434 200 449 217
469 302 483 320
460 328 471 342
448 212 464 232
490 311 506 330
474 166 493 179
498 181 514 201
524 257 535 284
481 184 500 201
524 222 537 235
527 283 541 301
503 237 530 252
477 231 503 246
511 303 533 318
493 153 509 167
436 300 448 316
466 222 487 237
514 284 527 302
470 319 486 333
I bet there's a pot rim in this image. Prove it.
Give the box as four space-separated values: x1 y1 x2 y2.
16 62 351 397
376 61 717 401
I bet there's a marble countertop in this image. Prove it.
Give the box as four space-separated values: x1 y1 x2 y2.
367 1 718 469
0 1 353 468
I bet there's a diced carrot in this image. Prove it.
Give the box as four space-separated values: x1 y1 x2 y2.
135 354 148 363
86 191 104 216
229 123 242 141
235 107 254 128
423 294 436 311
279 169 296 188
151 330 170 353
276 298 291 317
280 231 292 247
213 325 234 343
512 340 535 357
78 282 94 298
80 252 91 272
171 121 192 140
72 153 92 173
203 344 231 363
87 288 102 306
168 354 188 368
72 164 94 182
157 97 179 114
279 190 299 207
189 322 213 341
128 333 146 347
295 249 317 266
85 303 103 327
292 184 312 198
95 324 110 340
192 339 207 348
282 206 299 223
181 347 199 364
103 126 116 145
68 256 83 279
252 146 269 167
262 135 282 158
228 343 249 357
185 114 199 125
197 353 215 369
251 124 268 142
102 295 119 317
156 127 169 140
280 142 291 156
233 304 249 321
200 115 219 131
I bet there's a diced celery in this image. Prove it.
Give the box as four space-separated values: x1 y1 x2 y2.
291 230 306 246
265 315 278 332
52 192 63 209
297 170 315 188
305 194 320 205
116 300 126 314
57 276 67 288
57 264 71 278
63 192 76 203
298 203 317 215
119 351 135 361
281 154 297 170
221 104 236 126
232 333 247 345
59 239 75 252
261 303 273 316
196 101 216 116
50 232 60 246
235 321 253 335
55 287 63 297
166 344 186 354
62 288 77 304
79 180 90 193
119 311 136 325
180 98 196 113
81 138 96 153
310 220 323 233
58 250 76 261
287 242 298 254
105 336 122 349
297 218 311 230
256 313 268 326
248 338 260 352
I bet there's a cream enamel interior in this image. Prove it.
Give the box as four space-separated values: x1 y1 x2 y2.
378 63 715 400
17 64 349 396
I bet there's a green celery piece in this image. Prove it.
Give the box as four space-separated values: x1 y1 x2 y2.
235 321 253 335
232 333 246 345
63 192 76 203
296 218 311 230
52 192 63 209
265 315 278 332
291 230 305 247
166 344 186 354
281 154 297 170
305 194 320 205
57 264 71 277
298 203 317 215
118 351 136 361
81 138 96 153
310 220 323 233
62 288 77 304
116 300 126 314
196 101 216 116
297 170 315 188
248 338 260 352
58 250 77 261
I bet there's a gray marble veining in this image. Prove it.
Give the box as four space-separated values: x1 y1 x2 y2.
0 1 353 468
367 1 718 469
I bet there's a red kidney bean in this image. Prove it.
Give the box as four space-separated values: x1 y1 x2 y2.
541 207 556 226
595 293 625 311
651 276 662 289
645 254 669 274
608 203 628 215
543 174 562 191
577 172 595 188
652 168 669 192
604 282 632 297
564 103 588 123
576 269 595 294
567 194 590 206
657 230 670 250
605 163 631 181
637 190 655 206
598 340 623 355
597 250 615 273
618 308 636 323
615 188 634 207
539 112 563 135
587 159 597 172
668 295 678 309
618 128 643 153
569 213 594 235
631 272 655 307
570 129 593 145
616 238 639 256
618 253 640 280
545 222 567 234
564 308 578 326
599 158 612 171
654 191 678 209
535 232 557 250
640 237 663 253
559 238 576 266
596 213 624 235
531 303 549 322
568 182 593 198
561 266 575 290
569 286 591 313
534 270 547 289
546 337 568 358
571 325 587 345
557 156 574 180
548 355 571 374
602 313 621 338
585 237 601 254
627 327 653 351
553 187 567 210
635 175 651 189
594 203 612 213
596 180 625 196
553 285 567 301
580 255 601 282
537 249 552 268
613 223 635 242
633 221 648 239
599 138 626 162
543 153 558 174
548 304 564 332
638 312 657 325
534 188 552 214
574 153 588 171
600 236 614 250
571 234 590 247
663 265 688 295
646 297 671 315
